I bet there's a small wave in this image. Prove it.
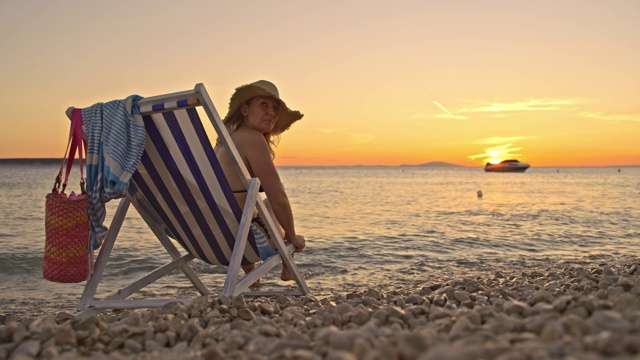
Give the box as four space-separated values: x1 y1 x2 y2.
0 253 43 276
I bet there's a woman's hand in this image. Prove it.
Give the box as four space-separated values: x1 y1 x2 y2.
291 235 306 253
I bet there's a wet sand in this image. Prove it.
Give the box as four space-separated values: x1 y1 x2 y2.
2 256 640 359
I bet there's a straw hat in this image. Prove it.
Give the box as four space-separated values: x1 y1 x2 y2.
222 80 303 135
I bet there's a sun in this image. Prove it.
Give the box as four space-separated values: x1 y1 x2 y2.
487 150 503 164
470 146 520 166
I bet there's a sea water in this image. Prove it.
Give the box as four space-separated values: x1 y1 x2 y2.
1 161 639 317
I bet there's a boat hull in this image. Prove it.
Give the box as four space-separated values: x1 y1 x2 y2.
484 166 529 172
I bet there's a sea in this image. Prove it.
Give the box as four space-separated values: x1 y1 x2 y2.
1 160 639 318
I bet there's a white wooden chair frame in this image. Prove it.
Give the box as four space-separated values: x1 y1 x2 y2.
69 84 310 317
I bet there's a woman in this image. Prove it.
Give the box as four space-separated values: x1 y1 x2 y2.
214 80 306 282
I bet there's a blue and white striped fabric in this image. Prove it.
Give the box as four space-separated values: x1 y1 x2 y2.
137 97 198 114
250 224 279 261
130 103 261 266
82 95 146 250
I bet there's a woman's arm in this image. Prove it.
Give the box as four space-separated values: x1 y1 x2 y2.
233 130 304 251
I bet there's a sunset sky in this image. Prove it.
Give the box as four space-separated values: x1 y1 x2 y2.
1 0 638 167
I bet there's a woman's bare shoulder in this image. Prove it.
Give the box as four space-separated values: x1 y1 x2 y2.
231 127 264 141
231 128 269 152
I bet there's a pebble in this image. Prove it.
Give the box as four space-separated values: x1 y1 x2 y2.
2 258 640 359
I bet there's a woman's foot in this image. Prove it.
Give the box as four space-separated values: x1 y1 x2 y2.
280 262 295 281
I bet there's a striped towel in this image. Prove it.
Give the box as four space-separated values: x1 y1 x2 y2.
81 95 145 250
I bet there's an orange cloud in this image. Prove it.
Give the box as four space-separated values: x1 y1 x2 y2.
460 99 577 113
581 112 640 122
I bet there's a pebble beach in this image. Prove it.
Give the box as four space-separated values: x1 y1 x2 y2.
2 256 640 360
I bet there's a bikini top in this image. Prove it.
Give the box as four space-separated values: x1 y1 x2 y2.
233 186 264 194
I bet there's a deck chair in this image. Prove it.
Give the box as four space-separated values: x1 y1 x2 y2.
70 84 310 316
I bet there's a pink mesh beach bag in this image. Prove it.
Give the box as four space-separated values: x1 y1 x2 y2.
43 109 91 283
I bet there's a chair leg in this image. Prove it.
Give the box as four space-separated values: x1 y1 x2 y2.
78 197 131 311
78 195 214 314
222 178 260 296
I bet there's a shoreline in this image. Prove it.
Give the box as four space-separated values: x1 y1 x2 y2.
2 256 640 359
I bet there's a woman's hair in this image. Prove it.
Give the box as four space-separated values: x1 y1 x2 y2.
223 98 280 159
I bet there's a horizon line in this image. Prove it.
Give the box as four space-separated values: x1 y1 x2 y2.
1 158 638 168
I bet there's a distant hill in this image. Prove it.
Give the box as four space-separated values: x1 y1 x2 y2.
402 161 465 167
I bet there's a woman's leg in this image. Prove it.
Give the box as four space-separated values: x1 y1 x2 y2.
241 263 260 287
258 198 295 281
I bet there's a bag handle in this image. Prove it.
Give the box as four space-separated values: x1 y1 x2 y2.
52 109 87 195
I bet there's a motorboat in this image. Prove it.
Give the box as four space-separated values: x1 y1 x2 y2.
484 159 530 172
